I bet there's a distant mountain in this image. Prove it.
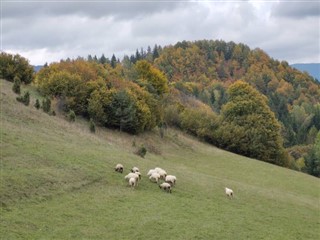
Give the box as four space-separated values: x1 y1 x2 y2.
33 65 43 72
291 63 320 81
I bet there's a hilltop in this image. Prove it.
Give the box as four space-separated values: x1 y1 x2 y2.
1 79 319 239
291 63 320 81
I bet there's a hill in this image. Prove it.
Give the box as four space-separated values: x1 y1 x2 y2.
1 79 319 239
291 63 320 81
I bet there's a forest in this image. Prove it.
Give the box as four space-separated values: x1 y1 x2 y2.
1 39 319 177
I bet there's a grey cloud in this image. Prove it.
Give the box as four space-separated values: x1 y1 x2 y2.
3 0 185 20
271 2 320 19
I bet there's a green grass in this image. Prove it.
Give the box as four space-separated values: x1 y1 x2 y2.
1 79 319 239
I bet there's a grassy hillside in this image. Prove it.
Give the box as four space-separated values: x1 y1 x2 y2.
1 79 319 239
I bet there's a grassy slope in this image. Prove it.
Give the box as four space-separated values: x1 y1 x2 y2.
1 79 319 239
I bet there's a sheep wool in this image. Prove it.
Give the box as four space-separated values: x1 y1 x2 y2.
149 172 161 183
159 182 172 193
225 187 234 198
115 163 124 173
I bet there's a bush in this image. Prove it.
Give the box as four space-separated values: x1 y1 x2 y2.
42 98 51 113
89 118 96 133
68 110 76 122
16 91 30 106
136 145 147 158
34 99 40 109
12 76 21 94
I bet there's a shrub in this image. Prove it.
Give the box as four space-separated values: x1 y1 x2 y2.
16 91 30 106
12 76 21 94
89 118 96 133
136 145 147 158
68 110 76 122
42 98 51 113
34 99 40 109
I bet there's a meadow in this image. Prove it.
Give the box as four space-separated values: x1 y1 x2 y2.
0 79 319 239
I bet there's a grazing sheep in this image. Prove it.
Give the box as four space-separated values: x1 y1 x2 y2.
225 187 234 198
131 167 140 173
125 173 139 181
159 182 172 193
125 172 140 187
147 169 157 176
135 171 142 180
165 175 177 186
149 172 161 183
154 167 167 179
115 163 124 173
129 177 137 188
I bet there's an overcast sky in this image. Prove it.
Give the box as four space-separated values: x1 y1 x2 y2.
1 0 320 65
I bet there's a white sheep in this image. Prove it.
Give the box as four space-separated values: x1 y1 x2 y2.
154 167 167 179
115 163 124 173
165 175 177 186
135 171 142 180
225 187 234 198
129 177 137 188
131 167 140 173
149 172 161 183
125 173 139 181
159 182 172 193
147 169 157 176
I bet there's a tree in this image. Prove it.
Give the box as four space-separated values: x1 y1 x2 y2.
111 54 117 68
304 132 320 177
218 81 289 166
0 52 34 84
135 60 168 96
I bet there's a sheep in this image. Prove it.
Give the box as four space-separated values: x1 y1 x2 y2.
131 167 140 173
135 171 142 180
125 172 139 182
147 169 157 176
225 187 234 198
165 175 177 186
154 167 167 179
149 172 161 183
115 163 124 173
129 177 137 188
125 172 140 187
159 182 172 193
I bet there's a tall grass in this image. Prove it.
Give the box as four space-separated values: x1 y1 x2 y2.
1 79 319 239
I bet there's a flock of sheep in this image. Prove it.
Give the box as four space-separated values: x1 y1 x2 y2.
114 163 234 198
115 163 176 193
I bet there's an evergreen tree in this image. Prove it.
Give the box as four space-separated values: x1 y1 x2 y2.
111 54 117 68
99 54 107 64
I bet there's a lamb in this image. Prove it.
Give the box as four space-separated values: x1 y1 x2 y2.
159 182 172 193
149 172 161 183
131 167 140 173
165 175 177 186
225 187 234 198
115 163 124 173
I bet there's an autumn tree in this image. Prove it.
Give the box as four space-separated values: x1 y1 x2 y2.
135 60 168 96
217 81 289 166
0 52 34 84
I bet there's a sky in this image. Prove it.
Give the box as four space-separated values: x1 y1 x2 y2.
1 0 320 66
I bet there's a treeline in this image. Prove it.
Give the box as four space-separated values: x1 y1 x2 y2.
1 39 319 176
